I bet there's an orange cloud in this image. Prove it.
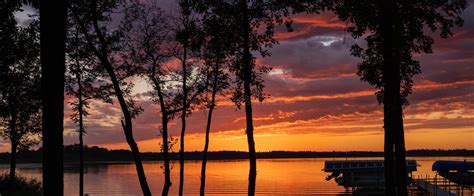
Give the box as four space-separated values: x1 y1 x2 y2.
274 15 346 40
414 80 474 90
264 90 374 104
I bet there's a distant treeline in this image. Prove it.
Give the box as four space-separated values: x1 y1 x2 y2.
0 145 473 164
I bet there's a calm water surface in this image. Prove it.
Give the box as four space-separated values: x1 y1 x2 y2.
1 156 473 195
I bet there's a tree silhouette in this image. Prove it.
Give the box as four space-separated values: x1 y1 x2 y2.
69 0 151 195
40 0 68 194
193 1 292 195
237 1 291 195
193 2 233 195
331 0 468 194
65 20 113 196
119 2 179 195
0 0 19 75
0 16 41 186
174 1 206 195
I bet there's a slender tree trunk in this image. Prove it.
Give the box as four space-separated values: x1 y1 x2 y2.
151 64 172 195
40 0 67 194
9 117 17 185
161 115 172 196
85 1 151 195
79 128 84 196
199 105 214 196
9 136 17 185
179 118 186 196
240 1 257 195
200 52 220 196
244 58 257 196
101 59 152 195
179 44 188 196
9 140 17 184
76 67 85 196
102 59 151 196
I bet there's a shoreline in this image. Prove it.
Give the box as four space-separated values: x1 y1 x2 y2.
1 153 473 165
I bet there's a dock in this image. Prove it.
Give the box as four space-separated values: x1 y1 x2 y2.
413 179 453 196
410 175 474 196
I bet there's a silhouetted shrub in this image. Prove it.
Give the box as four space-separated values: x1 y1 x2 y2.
0 174 42 196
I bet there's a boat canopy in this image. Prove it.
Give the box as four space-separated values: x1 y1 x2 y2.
324 160 417 172
432 160 474 171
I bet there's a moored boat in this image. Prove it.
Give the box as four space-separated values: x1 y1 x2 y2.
432 160 474 186
323 160 418 188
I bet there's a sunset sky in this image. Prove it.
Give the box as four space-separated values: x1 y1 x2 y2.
1 2 473 153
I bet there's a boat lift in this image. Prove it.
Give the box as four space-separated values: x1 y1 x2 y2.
323 160 418 190
432 160 474 186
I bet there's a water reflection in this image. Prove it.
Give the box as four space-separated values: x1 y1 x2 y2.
0 157 472 195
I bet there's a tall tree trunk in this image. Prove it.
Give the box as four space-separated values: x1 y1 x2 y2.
240 1 257 195
85 1 152 195
394 106 407 195
76 67 85 196
389 3 408 195
179 44 188 196
103 60 151 196
200 52 220 196
383 99 396 196
380 0 407 194
379 0 396 194
151 64 172 195
9 117 17 186
40 0 68 194
102 59 151 196
199 105 214 196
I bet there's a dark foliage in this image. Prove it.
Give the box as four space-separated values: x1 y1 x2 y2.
331 0 468 105
0 3 41 187
0 14 41 152
0 174 42 196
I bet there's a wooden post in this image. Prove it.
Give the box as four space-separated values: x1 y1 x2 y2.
448 178 451 195
351 171 354 193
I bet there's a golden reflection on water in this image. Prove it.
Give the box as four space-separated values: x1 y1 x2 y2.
1 157 473 195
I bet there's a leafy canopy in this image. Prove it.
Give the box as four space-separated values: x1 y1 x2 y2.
331 0 468 104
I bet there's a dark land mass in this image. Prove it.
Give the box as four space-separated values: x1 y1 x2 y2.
1 145 473 164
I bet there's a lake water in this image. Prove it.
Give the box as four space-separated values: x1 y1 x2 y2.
1 156 473 195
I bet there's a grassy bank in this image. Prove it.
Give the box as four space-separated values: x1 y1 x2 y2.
0 174 42 196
